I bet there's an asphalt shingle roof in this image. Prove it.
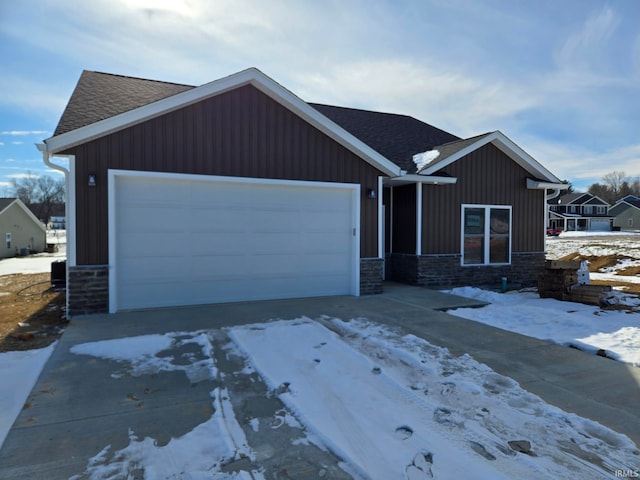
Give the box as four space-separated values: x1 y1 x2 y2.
414 133 494 173
0 198 17 213
53 71 461 172
54 71 194 136
309 104 460 172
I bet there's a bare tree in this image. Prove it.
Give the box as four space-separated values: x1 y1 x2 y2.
587 171 638 204
587 182 613 203
602 171 629 199
12 173 65 223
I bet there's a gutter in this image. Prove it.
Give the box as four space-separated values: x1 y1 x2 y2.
36 142 73 315
37 143 69 175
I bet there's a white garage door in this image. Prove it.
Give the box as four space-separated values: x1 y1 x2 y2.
590 219 610 231
110 172 359 312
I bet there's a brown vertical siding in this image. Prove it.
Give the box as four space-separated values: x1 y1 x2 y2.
421 143 545 254
391 184 417 254
65 85 384 265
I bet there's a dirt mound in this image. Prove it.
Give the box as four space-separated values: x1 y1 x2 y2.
0 273 67 352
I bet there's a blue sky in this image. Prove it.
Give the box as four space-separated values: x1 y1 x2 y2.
1 0 639 194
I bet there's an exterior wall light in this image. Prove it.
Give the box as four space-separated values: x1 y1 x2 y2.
88 174 97 187
367 188 377 199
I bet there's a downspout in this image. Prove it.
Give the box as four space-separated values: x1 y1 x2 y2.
544 188 562 250
37 143 73 315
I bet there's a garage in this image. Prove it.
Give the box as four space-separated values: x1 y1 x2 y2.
589 219 611 231
109 171 360 312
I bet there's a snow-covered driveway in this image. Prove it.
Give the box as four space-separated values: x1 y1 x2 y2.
58 317 639 479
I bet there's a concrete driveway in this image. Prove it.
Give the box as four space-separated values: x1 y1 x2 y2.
1 283 639 478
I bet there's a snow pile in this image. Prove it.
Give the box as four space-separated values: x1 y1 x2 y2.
0 343 56 449
412 149 440 171
445 287 640 366
229 318 639 479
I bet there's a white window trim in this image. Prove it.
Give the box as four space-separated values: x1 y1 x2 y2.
460 204 512 266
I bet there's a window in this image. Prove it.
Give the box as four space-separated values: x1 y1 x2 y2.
596 206 606 214
583 205 593 214
628 218 634 227
462 205 511 265
5 233 11 249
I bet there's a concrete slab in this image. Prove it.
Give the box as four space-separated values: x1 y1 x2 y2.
1 284 639 478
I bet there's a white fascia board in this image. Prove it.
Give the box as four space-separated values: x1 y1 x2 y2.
421 131 563 184
44 68 402 177
384 174 457 186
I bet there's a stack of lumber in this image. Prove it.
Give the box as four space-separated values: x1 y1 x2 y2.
538 260 612 306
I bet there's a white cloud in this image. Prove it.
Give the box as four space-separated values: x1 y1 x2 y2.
0 75 69 123
293 59 540 138
0 130 50 136
7 173 40 179
554 6 619 72
517 134 640 190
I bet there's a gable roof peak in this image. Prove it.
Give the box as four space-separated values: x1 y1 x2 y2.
417 130 562 184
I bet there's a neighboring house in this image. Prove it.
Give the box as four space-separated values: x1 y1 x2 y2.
48 203 66 229
547 193 612 232
38 69 566 316
0 198 46 259
609 195 640 231
49 216 66 229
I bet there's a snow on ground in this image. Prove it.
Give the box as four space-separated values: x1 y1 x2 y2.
546 231 640 260
229 318 640 479
428 231 640 366
9 319 635 479
1 231 639 477
0 344 56 449
445 287 640 367
0 230 66 276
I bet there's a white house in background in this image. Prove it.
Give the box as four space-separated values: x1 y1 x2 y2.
0 198 47 259
547 193 613 232
609 195 640 231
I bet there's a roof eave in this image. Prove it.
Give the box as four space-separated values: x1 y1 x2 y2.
42 68 402 177
385 174 458 186
526 179 570 190
421 131 563 183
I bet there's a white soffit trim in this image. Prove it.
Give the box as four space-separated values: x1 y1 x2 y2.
44 68 401 177
385 174 457 185
420 131 562 184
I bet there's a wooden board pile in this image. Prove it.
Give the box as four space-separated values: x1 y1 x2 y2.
538 260 613 306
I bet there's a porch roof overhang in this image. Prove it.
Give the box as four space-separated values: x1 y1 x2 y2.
384 174 457 186
526 178 570 190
